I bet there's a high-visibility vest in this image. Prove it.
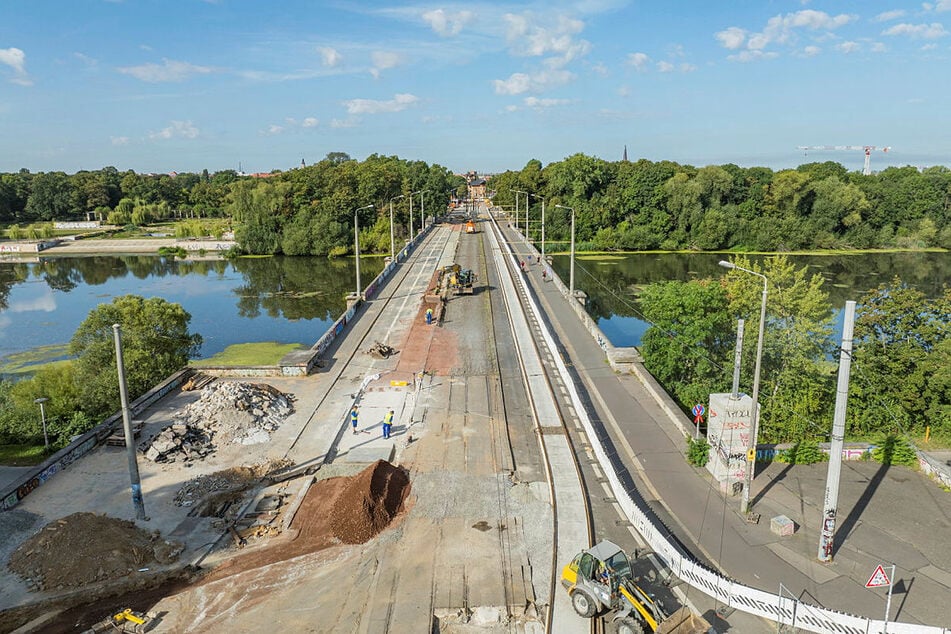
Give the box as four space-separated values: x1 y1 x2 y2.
384 411 394 425
351 410 358 423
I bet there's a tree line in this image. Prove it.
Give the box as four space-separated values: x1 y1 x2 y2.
488 155 951 252
0 153 464 257
636 256 950 446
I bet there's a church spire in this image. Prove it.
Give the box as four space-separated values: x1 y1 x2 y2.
623 145 628 161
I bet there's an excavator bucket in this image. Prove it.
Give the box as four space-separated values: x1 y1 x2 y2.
656 606 711 634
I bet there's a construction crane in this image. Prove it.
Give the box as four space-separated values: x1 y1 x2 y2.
796 145 892 176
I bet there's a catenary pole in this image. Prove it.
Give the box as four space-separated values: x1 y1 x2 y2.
113 324 147 520
818 300 856 562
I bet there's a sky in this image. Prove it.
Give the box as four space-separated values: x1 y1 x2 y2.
1 1 950 176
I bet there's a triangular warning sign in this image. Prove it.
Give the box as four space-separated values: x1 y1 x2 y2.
866 565 891 588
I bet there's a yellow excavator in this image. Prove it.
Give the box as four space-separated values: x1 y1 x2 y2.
561 541 710 634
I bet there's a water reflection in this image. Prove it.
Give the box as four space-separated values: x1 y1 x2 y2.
0 255 384 363
550 252 950 347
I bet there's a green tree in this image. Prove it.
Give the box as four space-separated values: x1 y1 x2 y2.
24 172 76 220
721 255 835 442
640 279 733 408
849 280 951 438
69 295 203 417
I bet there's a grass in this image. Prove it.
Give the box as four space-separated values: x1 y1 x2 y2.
0 444 50 466
191 342 307 367
0 345 71 375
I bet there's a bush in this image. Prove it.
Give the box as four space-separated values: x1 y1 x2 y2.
870 434 918 467
686 436 710 467
777 440 828 465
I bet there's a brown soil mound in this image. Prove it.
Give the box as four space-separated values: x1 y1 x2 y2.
204 460 410 581
330 460 411 544
8 513 183 591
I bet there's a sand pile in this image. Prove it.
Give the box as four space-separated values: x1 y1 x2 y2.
329 460 411 544
8 512 183 591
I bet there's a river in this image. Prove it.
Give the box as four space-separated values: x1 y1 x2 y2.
0 251 946 372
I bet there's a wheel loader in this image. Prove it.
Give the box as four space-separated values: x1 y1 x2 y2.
561 540 711 634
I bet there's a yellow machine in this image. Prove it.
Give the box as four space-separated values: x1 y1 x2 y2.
561 541 710 634
85 608 154 633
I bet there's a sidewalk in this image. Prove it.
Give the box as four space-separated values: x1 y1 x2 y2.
511 229 951 630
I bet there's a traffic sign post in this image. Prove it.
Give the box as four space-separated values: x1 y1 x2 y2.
866 564 895 631
691 404 705 439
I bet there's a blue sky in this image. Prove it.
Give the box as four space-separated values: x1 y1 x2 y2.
1 1 949 175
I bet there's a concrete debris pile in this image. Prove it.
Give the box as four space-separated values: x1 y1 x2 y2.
175 381 294 446
141 423 214 463
7 512 184 592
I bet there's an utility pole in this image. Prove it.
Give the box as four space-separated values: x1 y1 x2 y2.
113 324 147 521
818 300 856 562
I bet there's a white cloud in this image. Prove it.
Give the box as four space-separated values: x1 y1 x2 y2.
923 0 951 12
679 62 697 72
370 51 402 78
317 46 341 67
111 136 130 146
656 61 674 72
837 41 860 53
502 12 591 67
343 93 418 115
718 10 856 59
626 52 650 71
117 58 213 82
422 8 473 36
264 124 285 135
492 68 574 95
302 117 318 128
802 45 821 56
883 22 948 38
715 27 747 49
330 118 358 129
872 42 888 52
727 50 779 62
149 120 200 140
874 10 906 22
591 62 608 77
523 96 569 108
0 47 31 85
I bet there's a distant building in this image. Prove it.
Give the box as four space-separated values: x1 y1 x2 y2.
466 170 487 200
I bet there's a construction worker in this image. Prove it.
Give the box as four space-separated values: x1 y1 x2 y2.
425 307 434 325
350 406 359 434
383 409 394 439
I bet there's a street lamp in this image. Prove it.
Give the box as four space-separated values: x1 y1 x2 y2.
719 260 768 515
555 205 575 295
389 195 404 260
34 397 49 448
514 190 527 232
418 190 427 231
354 204 374 298
530 193 546 259
409 191 421 237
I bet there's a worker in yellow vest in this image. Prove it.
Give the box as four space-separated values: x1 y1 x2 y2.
383 410 394 439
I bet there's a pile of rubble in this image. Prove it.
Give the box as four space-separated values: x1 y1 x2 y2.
176 381 294 446
142 423 214 463
139 382 294 462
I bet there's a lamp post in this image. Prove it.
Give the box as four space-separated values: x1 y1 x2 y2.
419 190 427 231
409 191 421 237
555 205 575 295
514 190 526 232
34 397 49 449
719 260 768 515
530 193 546 258
389 195 404 260
354 204 374 298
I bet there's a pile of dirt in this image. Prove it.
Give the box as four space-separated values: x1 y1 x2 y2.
7 512 183 592
329 460 411 544
204 460 410 580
